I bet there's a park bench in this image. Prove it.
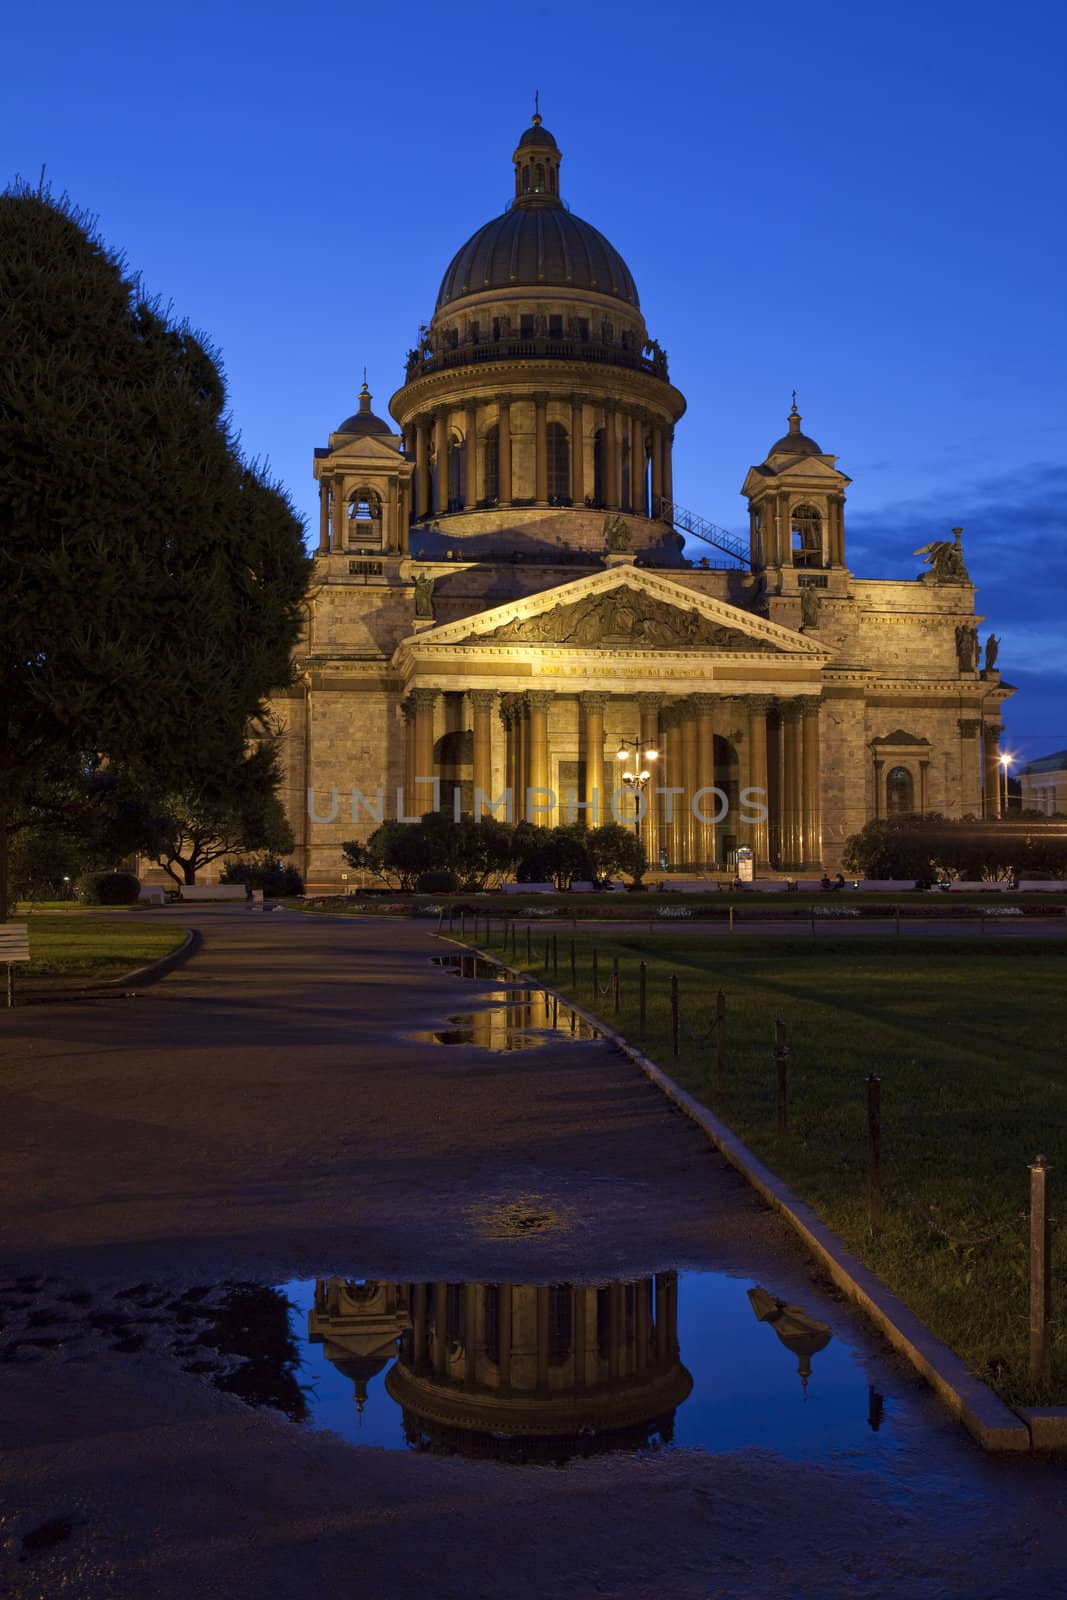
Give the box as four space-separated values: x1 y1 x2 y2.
947 881 1006 892
138 886 166 905
857 880 916 891
501 882 554 894
178 884 247 901
1017 881 1066 892
1 922 30 1007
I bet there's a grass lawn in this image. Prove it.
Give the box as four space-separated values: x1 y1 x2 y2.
14 915 188 984
465 926 1067 1407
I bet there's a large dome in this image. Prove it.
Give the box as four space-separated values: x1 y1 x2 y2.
436 205 639 311
435 117 639 312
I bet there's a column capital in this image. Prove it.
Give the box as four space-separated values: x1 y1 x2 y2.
690 693 718 716
470 689 497 713
411 686 440 712
637 692 665 712
400 697 415 724
569 392 588 408
984 721 1004 738
659 701 680 729
957 717 981 738
496 392 512 408
527 689 555 714
747 694 776 717
779 698 803 723
579 691 608 714
532 390 550 406
797 694 823 716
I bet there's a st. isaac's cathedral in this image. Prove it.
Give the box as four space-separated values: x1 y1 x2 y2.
272 114 1013 884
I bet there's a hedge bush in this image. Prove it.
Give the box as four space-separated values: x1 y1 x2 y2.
77 871 141 905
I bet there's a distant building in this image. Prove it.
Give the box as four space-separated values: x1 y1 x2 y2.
272 115 1014 885
1018 751 1067 815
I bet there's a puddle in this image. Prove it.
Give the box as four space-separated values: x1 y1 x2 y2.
430 954 513 982
410 990 599 1052
178 1271 904 1466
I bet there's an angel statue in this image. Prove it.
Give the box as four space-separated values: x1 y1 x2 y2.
914 527 971 584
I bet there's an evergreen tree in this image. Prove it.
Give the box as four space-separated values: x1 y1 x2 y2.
0 183 311 915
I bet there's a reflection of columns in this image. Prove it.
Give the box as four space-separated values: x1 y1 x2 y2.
433 411 448 515
799 695 822 867
415 421 431 519
651 427 664 511
465 404 478 507
412 1283 429 1371
318 485 330 552
630 414 645 516
412 687 439 814
498 1284 513 1385
681 699 699 867
570 396 585 504
984 723 1003 818
780 701 802 868
527 690 553 812
433 1282 448 1377
498 395 513 504
536 1287 550 1392
747 696 772 868
534 393 548 503
638 693 663 865
471 690 496 817
572 1286 588 1393
692 693 717 870
580 692 607 826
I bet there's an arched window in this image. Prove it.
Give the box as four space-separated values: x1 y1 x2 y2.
548 167 556 194
886 766 914 816
347 489 381 545
534 162 546 192
791 504 823 567
483 423 499 504
547 421 570 503
521 164 530 194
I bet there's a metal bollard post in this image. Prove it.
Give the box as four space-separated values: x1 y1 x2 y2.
670 974 679 1057
544 939 551 969
639 961 647 1035
729 905 734 934
1029 1154 1052 1381
570 938 576 986
526 924 532 964
592 947 599 998
552 933 558 979
510 920 517 959
437 908 443 935
774 1018 789 1136
715 990 727 1097
866 1074 882 1231
448 907 454 934
460 910 466 941
612 956 620 1014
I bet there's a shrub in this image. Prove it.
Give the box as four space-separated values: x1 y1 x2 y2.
415 868 460 893
221 855 304 896
78 870 141 905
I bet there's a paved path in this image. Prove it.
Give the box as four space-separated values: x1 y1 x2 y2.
1 907 1065 1599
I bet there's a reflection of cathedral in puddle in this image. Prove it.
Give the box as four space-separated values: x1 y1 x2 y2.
309 1275 691 1461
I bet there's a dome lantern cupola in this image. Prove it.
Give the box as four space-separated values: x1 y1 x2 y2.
512 112 562 208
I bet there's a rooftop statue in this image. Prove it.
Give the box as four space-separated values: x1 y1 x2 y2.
915 527 971 584
603 514 632 553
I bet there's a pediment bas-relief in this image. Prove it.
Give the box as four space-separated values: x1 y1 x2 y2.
461 587 775 651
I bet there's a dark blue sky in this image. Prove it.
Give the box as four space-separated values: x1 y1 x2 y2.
4 0 1064 763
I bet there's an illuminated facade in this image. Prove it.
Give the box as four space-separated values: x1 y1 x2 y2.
273 115 1013 883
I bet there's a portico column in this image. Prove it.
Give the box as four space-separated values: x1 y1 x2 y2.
983 722 1003 818
692 694 717 871
433 410 449 515
630 415 645 516
662 430 674 506
580 691 607 826
498 1285 513 1386
500 699 515 820
638 693 663 866
651 427 664 514
463 1284 480 1388
661 703 683 865
746 696 773 869
433 1283 448 1377
412 687 439 816
465 403 478 507
681 699 699 868
570 396 585 504
332 476 346 550
527 691 553 817
498 395 513 504
780 701 803 869
471 690 496 817
402 698 415 816
318 485 330 552
415 421 431 519
919 758 930 815
534 393 548 503
872 756 884 820
799 695 822 867
957 718 981 816
514 694 528 822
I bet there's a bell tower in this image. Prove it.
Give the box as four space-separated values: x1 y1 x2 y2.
313 379 414 559
741 401 852 596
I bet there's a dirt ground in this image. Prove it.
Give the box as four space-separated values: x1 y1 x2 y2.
1 907 1065 1599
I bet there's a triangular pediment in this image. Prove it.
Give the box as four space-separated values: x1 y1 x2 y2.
397 565 824 656
325 432 404 463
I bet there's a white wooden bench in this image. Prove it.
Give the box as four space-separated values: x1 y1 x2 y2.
1017 881 1066 892
1 922 30 1006
857 880 917 891
947 881 1006 892
138 886 166 905
178 884 247 901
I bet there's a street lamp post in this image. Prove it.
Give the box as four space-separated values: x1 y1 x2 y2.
999 751 1012 815
616 738 659 839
